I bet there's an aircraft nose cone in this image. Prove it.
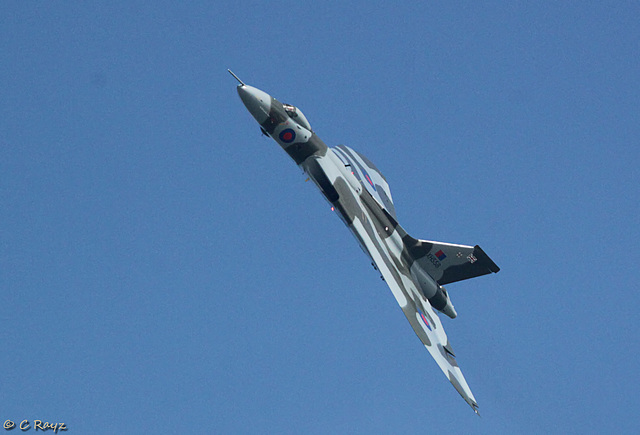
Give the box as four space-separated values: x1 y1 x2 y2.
237 85 271 124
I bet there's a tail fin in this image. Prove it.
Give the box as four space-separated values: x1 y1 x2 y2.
404 237 500 285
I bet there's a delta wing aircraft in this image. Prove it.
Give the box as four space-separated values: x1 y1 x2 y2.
230 70 499 413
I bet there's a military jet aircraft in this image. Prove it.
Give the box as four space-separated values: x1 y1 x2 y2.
230 70 499 413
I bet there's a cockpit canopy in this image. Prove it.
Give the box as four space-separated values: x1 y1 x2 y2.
283 104 312 131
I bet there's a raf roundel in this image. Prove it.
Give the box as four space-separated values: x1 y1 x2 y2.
279 128 296 143
419 311 432 331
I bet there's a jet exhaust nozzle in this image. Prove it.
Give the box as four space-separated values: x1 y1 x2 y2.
428 286 457 319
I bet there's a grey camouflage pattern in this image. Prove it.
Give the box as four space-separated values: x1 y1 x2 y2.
233 76 498 414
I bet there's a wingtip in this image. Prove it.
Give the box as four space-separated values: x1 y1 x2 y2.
473 245 500 273
472 403 481 417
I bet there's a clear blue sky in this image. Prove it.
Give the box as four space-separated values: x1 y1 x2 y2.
2 1 639 433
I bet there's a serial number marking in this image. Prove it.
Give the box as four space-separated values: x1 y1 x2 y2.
426 253 441 268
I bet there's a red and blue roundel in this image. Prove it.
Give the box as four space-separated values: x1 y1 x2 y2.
419 310 432 331
363 172 377 191
279 128 296 143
